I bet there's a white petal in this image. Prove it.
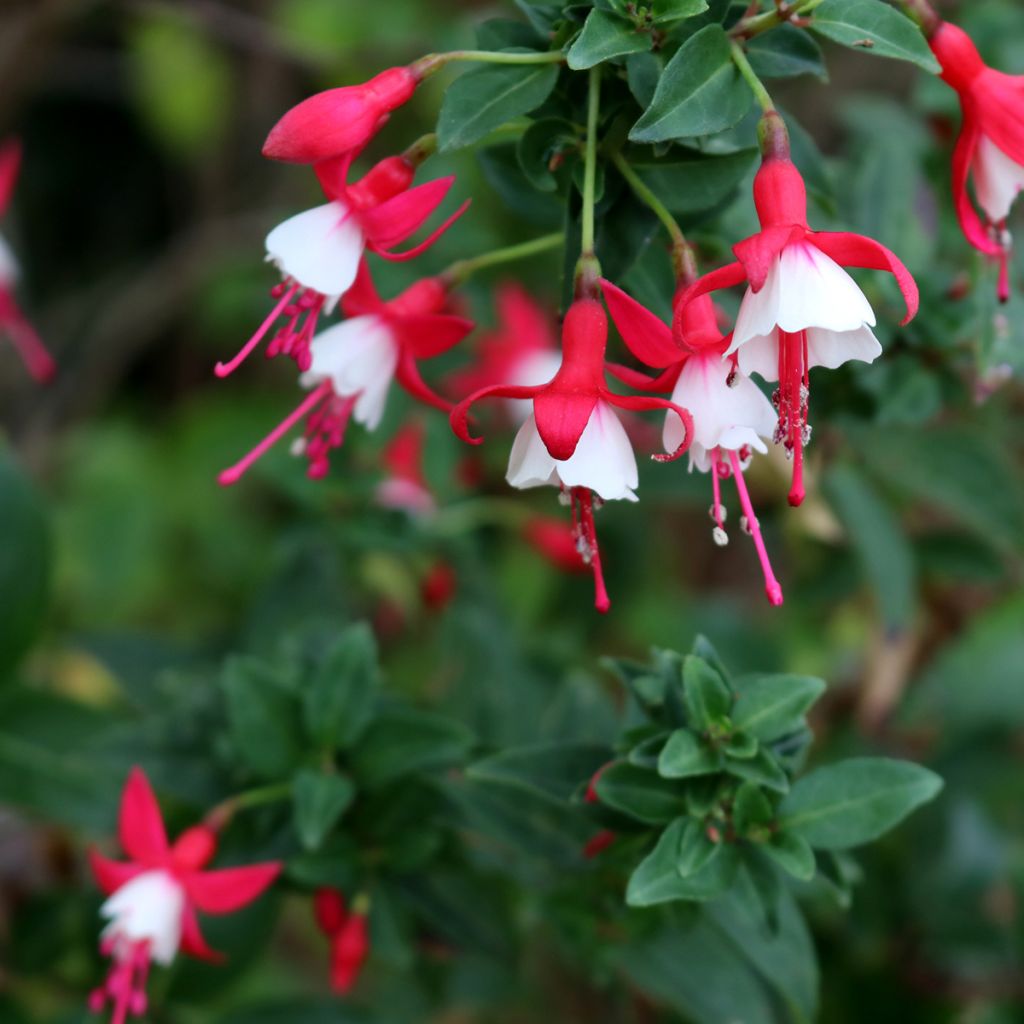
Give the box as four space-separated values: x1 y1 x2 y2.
973 134 1024 223
301 315 398 430
732 264 782 349
734 331 781 381
506 414 559 490
554 401 639 502
504 350 562 422
100 871 185 966
774 242 876 334
265 202 363 300
805 323 882 370
0 232 19 285
666 351 777 456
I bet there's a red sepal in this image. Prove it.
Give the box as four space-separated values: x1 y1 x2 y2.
392 313 475 360
88 849 144 896
183 862 281 914
370 199 471 262
314 888 347 935
606 362 681 392
340 259 383 318
119 767 169 864
600 279 681 368
396 351 454 414
450 384 541 444
672 262 748 337
180 905 226 963
360 177 455 251
606 394 694 460
733 224 804 292
532 390 600 462
0 140 21 216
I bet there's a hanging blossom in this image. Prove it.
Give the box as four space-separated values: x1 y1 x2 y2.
375 419 436 515
220 261 473 486
603 280 783 606
676 112 919 507
313 888 370 995
0 140 55 382
216 151 468 378
451 295 694 613
88 769 280 1024
448 282 562 421
929 21 1024 302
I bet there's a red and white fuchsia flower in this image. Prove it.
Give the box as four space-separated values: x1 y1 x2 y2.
0 140 55 382
217 154 467 378
452 295 694 612
314 888 370 995
929 21 1024 301
375 419 436 515
220 263 472 485
88 769 280 1024
677 113 919 507
447 283 562 422
603 281 783 605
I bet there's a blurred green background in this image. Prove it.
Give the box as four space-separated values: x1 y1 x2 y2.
0 0 1022 1021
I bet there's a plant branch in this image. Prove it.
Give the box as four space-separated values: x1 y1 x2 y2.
730 40 776 113
441 232 564 287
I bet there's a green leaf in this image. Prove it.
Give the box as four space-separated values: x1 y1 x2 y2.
732 782 773 834
0 456 50 672
303 623 378 751
595 761 688 824
222 657 303 780
630 25 751 142
761 830 816 881
677 817 721 876
723 731 758 760
467 741 609 804
732 673 826 742
292 770 356 851
658 729 722 778
683 655 732 728
517 117 577 192
746 22 827 80
632 147 758 215
568 10 651 69
810 0 941 73
350 709 473 789
824 463 917 630
779 757 943 850
650 0 709 25
627 818 738 905
725 748 789 793
438 61 561 151
628 732 669 769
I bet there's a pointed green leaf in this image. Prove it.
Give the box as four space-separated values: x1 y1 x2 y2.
761 830 816 881
568 10 651 70
747 22 827 80
658 729 723 779
725 748 789 793
677 818 721 877
595 761 688 824
292 770 356 851
438 60 561 151
630 25 751 142
683 655 732 728
732 782 773 834
732 674 826 742
810 0 941 73
779 757 943 850
467 741 609 804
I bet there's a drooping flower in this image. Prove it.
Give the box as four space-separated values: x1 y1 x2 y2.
929 21 1024 301
88 769 280 1024
676 112 918 507
262 67 420 164
375 419 435 514
216 153 468 377
447 283 562 421
0 140 55 382
220 262 473 485
313 888 370 995
451 296 694 612
603 280 783 605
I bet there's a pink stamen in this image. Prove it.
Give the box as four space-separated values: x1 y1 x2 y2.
301 392 358 479
775 330 807 507
572 488 611 614
219 381 333 486
711 453 725 529
265 288 326 371
215 283 299 378
91 937 153 1024
727 449 783 607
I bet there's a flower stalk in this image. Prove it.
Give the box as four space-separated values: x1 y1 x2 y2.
441 232 564 288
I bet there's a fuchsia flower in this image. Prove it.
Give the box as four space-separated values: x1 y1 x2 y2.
314 888 370 995
375 419 435 514
220 262 473 486
523 516 588 574
263 68 420 165
447 282 562 421
929 21 1024 301
603 280 783 605
0 140 55 382
216 153 468 378
88 769 280 1024
677 113 918 507
451 296 694 612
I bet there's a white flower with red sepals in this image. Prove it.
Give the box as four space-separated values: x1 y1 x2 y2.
88 768 280 1024
930 21 1024 301
375 420 436 515
219 262 473 486
676 113 919 507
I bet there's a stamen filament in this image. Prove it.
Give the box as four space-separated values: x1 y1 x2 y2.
219 381 332 487
215 283 299 378
575 488 611 614
727 449 784 607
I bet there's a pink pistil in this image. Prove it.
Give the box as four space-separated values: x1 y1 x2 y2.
727 449 783 607
215 282 299 378
90 938 152 1024
774 329 808 507
571 487 610 614
0 290 55 382
219 380 333 486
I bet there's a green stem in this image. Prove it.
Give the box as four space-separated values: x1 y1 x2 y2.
730 0 827 40
892 0 940 35
413 49 566 77
205 782 292 831
442 232 564 287
611 151 696 282
580 66 602 259
730 40 776 113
